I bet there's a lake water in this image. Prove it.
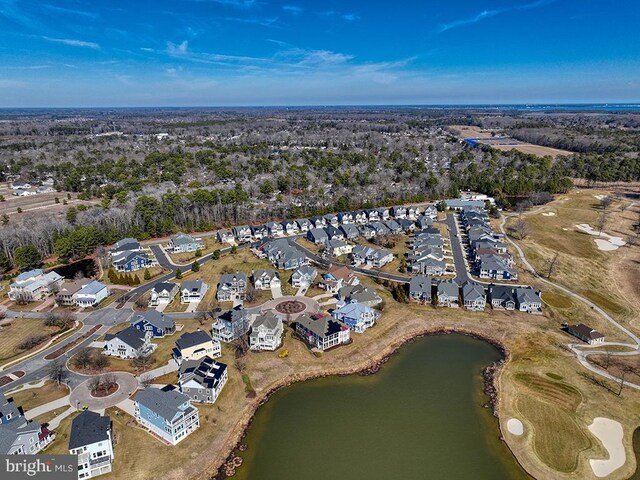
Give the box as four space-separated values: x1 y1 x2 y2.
232 334 530 480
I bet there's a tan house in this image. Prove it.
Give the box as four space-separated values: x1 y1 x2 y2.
172 330 221 365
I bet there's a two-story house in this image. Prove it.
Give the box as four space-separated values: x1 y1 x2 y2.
178 356 228 404
134 388 200 445
211 306 250 343
68 411 114 479
131 310 176 338
295 313 350 351
249 311 284 351
216 273 246 301
173 330 221 365
103 326 154 359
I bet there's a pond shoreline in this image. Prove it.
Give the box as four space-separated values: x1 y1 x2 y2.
209 326 513 480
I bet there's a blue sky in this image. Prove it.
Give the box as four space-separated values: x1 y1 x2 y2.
0 0 638 106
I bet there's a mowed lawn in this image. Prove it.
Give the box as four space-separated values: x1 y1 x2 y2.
0 318 55 366
6 381 69 411
507 189 636 323
514 373 592 473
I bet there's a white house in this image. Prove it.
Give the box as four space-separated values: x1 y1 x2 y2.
291 266 317 288
180 280 208 304
249 311 283 351
75 280 109 308
8 269 64 302
103 326 154 359
253 269 281 290
69 411 114 479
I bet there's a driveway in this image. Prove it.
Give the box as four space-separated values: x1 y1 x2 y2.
270 284 283 299
185 301 200 313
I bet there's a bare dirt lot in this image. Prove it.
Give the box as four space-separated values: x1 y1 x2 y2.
449 125 573 158
0 182 98 219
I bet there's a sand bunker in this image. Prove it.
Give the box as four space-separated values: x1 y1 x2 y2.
575 224 627 251
542 212 556 217
588 417 625 477
506 418 524 436
594 194 607 200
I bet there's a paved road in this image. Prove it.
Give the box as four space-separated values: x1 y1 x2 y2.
291 239 412 284
440 214 470 284
499 213 640 390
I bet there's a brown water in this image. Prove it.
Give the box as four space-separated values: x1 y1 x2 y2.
232 334 530 480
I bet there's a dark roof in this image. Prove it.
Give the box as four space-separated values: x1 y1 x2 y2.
152 282 177 293
179 356 228 389
176 330 212 350
133 310 175 330
69 411 111 450
104 325 146 349
568 323 605 340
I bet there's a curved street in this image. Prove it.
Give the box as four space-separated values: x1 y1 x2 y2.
498 213 640 390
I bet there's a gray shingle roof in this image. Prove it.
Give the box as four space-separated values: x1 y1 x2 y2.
133 310 175 330
175 330 212 350
104 326 146 350
69 411 111 450
135 388 191 422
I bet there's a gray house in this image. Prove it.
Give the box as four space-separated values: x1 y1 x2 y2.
339 224 360 240
180 280 209 304
249 311 284 351
409 276 432 303
178 356 228 404
216 273 246 301
490 285 516 310
515 287 542 313
437 279 459 307
307 227 329 245
212 305 250 343
461 282 486 311
291 266 318 288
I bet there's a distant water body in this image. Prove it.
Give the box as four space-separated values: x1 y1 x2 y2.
231 334 530 480
0 104 639 115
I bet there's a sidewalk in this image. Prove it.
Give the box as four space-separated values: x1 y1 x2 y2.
24 395 71 420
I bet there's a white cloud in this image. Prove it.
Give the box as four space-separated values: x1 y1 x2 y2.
41 36 100 49
436 0 557 33
282 5 303 15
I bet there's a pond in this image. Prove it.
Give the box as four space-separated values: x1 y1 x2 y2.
232 334 530 480
52 258 98 279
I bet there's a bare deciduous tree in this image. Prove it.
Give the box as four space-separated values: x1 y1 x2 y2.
596 211 608 234
512 218 531 240
47 360 68 386
74 347 94 369
545 252 560 279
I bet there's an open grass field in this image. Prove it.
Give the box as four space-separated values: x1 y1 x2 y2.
506 188 640 336
0 318 63 366
6 381 69 411
448 125 573 157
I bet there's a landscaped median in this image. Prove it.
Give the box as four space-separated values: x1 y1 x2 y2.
44 324 103 360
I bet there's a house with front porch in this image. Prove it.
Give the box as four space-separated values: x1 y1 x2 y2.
134 388 200 445
339 223 360 240
217 273 246 301
324 239 353 257
131 310 176 338
168 233 204 253
515 287 542 313
217 230 235 244
281 220 299 236
337 284 382 307
337 212 354 224
149 282 179 307
307 227 329 245
75 280 109 308
232 226 253 243
211 305 250 343
489 285 516 310
249 311 284 351
291 265 318 288
253 269 281 290
461 282 486 311
296 218 312 233
295 313 350 351
309 216 327 229
173 330 221 365
266 221 285 237
331 300 380 333
9 269 64 302
436 279 459 307
178 356 228 404
324 213 339 227
104 326 154 359
181 280 208 304
390 206 407 219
